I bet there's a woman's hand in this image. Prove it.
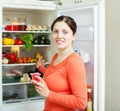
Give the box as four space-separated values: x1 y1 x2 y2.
36 57 45 68
32 76 50 98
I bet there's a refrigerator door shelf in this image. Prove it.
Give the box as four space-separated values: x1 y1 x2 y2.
57 0 101 10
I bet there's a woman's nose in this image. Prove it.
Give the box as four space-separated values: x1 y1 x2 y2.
57 32 63 38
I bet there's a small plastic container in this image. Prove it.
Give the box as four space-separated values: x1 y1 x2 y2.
31 72 40 82
5 25 19 31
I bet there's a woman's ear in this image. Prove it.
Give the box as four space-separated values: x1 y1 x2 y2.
72 33 77 41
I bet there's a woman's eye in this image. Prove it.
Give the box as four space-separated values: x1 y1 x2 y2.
52 30 68 35
63 31 68 34
53 30 58 34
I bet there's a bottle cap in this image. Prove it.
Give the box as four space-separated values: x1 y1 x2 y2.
87 88 92 92
74 49 78 52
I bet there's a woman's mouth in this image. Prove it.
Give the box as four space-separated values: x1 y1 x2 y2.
56 40 64 45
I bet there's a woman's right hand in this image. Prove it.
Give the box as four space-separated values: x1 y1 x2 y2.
36 57 45 68
32 76 50 98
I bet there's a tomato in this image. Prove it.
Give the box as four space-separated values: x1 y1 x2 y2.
8 54 17 63
14 38 23 45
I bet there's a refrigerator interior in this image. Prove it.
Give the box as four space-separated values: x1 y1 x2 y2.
2 7 57 64
1 7 57 110
58 6 97 111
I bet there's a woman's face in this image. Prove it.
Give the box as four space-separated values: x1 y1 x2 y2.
52 21 75 50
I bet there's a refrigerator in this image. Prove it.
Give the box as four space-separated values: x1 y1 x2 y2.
0 0 105 111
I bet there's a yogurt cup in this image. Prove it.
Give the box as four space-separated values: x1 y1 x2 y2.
31 72 40 82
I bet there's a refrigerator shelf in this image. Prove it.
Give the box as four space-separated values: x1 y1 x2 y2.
3 98 27 104
2 82 31 86
2 62 50 67
2 30 52 34
2 45 52 47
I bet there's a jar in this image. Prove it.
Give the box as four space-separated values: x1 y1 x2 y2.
18 18 27 31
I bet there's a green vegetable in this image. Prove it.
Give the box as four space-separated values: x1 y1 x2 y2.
27 84 39 97
33 39 39 45
21 34 34 51
44 39 51 44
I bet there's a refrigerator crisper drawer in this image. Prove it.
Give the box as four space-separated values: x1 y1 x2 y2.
3 84 26 103
2 84 44 104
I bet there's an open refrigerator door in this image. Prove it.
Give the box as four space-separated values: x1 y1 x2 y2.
58 5 98 111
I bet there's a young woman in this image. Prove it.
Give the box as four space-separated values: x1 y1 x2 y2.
32 15 87 111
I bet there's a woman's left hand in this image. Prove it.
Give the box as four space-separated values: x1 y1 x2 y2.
32 76 50 98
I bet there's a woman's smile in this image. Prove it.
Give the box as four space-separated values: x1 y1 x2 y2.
56 39 64 45
52 21 75 49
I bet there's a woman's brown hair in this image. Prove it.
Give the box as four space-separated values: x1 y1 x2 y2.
51 15 77 35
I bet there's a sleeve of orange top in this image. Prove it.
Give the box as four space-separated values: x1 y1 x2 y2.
46 55 87 110
38 66 47 74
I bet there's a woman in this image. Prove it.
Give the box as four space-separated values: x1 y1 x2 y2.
32 15 87 111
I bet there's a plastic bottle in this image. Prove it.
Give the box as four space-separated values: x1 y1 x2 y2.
74 49 80 55
87 86 92 111
11 17 19 31
18 18 27 31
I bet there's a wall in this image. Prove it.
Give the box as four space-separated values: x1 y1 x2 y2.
105 0 120 111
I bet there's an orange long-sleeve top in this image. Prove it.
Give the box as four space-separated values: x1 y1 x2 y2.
39 52 87 111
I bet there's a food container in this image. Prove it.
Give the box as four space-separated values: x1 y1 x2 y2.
5 25 19 31
30 72 40 82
